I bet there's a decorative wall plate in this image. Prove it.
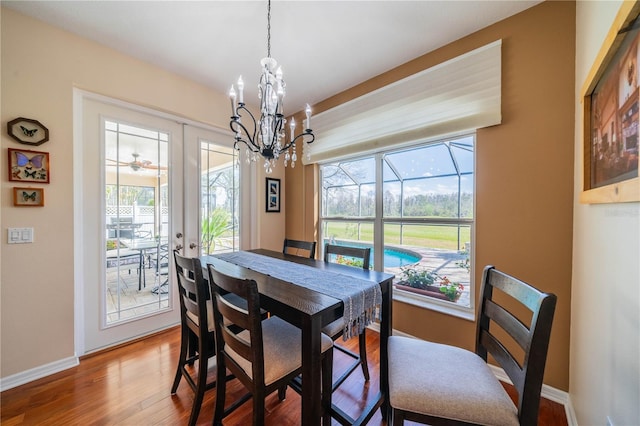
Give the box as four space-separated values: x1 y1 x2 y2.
7 117 49 146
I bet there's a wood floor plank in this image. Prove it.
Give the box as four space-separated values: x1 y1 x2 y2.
0 325 567 425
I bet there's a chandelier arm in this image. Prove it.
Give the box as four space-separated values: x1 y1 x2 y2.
233 104 267 154
236 103 259 142
289 129 315 147
230 118 261 153
234 138 261 154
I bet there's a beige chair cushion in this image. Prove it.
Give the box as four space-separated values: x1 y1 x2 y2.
227 316 333 386
388 336 519 426
185 293 248 333
322 317 345 338
186 299 215 332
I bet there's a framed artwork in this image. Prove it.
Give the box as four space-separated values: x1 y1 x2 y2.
8 148 50 183
7 117 49 146
13 187 44 207
581 2 640 203
265 177 281 212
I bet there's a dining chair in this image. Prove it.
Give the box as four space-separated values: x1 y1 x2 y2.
170 252 218 426
323 243 372 391
207 264 334 425
388 265 557 426
283 238 317 259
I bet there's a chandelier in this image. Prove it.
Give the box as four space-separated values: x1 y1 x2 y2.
228 0 315 174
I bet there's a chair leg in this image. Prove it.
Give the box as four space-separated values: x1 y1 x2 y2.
171 325 189 394
392 408 405 426
322 347 334 426
187 343 209 426
358 329 370 381
187 330 197 365
278 385 287 401
253 388 266 425
212 359 227 426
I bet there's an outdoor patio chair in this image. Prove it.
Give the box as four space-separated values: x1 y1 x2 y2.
388 265 557 426
207 264 334 425
283 238 317 259
323 243 372 391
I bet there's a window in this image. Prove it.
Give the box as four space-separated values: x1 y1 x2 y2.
200 140 239 255
320 135 474 315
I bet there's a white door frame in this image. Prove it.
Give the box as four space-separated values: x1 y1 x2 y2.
72 89 249 356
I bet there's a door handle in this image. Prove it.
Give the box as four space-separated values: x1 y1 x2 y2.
176 232 183 239
189 243 198 249
175 244 183 251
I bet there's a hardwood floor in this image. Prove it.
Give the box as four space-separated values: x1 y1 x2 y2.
1 326 568 425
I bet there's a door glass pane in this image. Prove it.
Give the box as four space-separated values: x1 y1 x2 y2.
200 141 238 255
104 120 170 325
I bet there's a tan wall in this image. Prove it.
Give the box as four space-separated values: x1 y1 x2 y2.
0 8 239 378
286 1 575 391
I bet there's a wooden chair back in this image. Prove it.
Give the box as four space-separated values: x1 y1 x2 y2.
476 265 557 426
283 238 317 259
324 243 371 270
208 266 265 387
173 252 209 339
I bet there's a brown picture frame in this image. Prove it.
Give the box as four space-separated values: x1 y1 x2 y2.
8 148 50 183
13 187 44 207
7 117 49 146
581 2 640 203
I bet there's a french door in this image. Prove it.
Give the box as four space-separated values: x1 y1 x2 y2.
79 94 185 354
77 92 242 354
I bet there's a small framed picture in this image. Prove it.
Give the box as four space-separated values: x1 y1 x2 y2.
265 177 281 213
7 117 49 146
13 187 44 207
8 148 50 183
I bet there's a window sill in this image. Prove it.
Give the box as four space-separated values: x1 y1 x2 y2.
393 287 475 321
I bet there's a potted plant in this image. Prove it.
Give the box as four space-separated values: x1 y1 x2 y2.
395 265 463 302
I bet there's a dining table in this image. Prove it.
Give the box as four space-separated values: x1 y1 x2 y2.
202 248 394 426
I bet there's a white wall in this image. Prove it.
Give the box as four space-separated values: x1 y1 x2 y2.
572 2 640 425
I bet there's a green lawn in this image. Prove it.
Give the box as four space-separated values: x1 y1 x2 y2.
323 222 470 251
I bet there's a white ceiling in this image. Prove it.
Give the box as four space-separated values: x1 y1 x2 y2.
3 0 541 114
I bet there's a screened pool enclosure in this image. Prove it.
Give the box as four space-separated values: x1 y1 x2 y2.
320 135 474 308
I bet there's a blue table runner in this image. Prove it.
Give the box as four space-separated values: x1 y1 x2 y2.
213 251 381 339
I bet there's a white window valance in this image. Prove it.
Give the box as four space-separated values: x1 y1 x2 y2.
303 39 502 164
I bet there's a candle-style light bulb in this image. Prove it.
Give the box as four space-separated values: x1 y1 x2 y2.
305 104 312 129
237 76 244 104
290 118 296 140
229 85 237 114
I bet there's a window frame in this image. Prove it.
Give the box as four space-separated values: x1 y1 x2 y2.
319 135 476 320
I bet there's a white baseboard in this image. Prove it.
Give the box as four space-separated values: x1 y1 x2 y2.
370 324 577 425
0 355 79 392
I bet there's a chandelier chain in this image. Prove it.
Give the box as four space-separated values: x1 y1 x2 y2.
267 0 271 58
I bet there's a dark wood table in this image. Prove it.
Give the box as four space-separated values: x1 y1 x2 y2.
202 249 394 426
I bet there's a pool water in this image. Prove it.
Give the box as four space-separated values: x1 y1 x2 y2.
324 240 421 268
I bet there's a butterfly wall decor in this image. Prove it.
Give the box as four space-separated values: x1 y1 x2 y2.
8 148 50 183
13 187 44 207
20 125 38 137
7 117 49 146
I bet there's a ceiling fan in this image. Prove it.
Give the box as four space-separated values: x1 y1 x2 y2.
106 153 166 172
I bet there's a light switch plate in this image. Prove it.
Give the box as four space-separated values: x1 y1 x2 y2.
7 227 34 244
